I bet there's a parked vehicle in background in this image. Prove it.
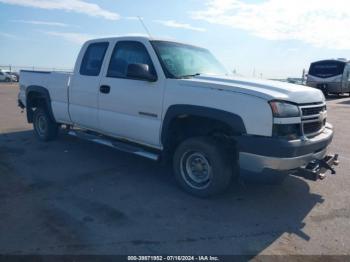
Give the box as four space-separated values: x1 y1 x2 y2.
306 59 350 96
286 78 304 85
8 72 19 82
2 70 18 82
18 36 338 197
0 71 13 82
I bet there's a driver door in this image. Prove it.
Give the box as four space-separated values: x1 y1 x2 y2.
98 40 164 148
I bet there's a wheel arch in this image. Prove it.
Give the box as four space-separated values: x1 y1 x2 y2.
161 104 246 151
26 85 55 123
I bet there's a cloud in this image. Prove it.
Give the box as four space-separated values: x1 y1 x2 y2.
155 20 206 32
11 19 70 27
44 31 95 44
0 0 119 20
191 0 350 49
0 32 19 38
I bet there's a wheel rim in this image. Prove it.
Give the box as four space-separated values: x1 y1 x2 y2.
180 151 212 189
36 115 47 136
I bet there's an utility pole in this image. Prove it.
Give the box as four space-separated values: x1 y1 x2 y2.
302 68 306 84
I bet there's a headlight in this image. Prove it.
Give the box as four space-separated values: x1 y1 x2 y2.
269 101 300 118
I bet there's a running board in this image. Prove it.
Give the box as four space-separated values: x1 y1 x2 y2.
67 130 159 161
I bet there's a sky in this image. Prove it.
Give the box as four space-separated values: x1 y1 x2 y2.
1 0 350 78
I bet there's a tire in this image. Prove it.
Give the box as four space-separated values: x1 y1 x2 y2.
173 137 235 197
5 78 10 82
33 107 59 141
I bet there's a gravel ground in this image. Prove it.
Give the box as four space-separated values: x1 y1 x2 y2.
0 82 349 255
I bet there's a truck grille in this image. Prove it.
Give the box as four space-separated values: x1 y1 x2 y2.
303 121 324 134
301 105 326 116
300 103 327 137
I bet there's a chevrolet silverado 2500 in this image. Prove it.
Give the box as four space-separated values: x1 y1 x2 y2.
18 36 337 197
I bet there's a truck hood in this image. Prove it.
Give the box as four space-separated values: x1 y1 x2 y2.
182 75 325 104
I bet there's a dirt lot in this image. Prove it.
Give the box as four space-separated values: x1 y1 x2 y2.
0 82 350 255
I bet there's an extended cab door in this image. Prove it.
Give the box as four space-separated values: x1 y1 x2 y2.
98 40 165 148
69 41 109 129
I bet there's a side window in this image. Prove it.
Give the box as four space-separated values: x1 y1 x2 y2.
107 41 156 78
80 42 109 76
0 72 3 76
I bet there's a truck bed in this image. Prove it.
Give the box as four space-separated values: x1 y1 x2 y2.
19 70 73 124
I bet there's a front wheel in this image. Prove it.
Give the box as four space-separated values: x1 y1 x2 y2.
33 107 59 141
173 137 235 197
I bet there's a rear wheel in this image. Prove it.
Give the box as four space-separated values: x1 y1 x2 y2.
173 137 236 197
33 107 59 141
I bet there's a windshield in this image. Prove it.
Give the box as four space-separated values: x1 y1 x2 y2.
309 61 346 78
151 41 227 78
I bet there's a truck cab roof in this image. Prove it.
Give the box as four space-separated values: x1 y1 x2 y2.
84 35 202 49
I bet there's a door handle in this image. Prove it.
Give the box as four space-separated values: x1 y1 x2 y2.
100 85 110 94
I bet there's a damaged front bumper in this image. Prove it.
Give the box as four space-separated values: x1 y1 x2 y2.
237 123 339 180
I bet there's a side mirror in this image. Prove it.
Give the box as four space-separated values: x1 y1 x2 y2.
127 63 157 82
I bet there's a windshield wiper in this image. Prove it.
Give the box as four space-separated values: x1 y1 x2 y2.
178 73 201 79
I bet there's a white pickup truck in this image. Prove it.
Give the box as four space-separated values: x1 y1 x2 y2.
18 36 338 197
